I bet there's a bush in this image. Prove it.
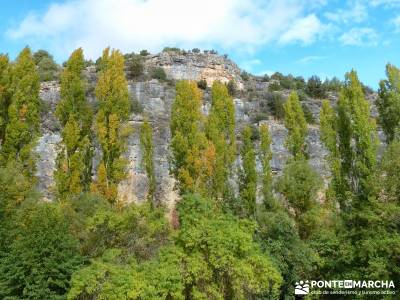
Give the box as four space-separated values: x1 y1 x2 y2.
151 67 167 81
33 50 59 81
269 81 282 92
241 71 250 81
131 98 144 114
127 55 144 79
267 92 285 119
254 112 269 123
192 48 200 53
197 79 207 90
302 103 316 124
162 47 181 53
140 49 150 56
227 79 237 96
306 75 327 98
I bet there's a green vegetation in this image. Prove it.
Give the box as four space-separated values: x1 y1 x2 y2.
140 118 156 203
283 91 308 160
206 81 236 201
55 48 93 198
151 67 167 81
91 48 131 203
0 47 40 179
377 63 400 142
1 47 400 300
33 49 60 81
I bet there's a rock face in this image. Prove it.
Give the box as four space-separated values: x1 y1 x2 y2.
145 52 244 89
35 52 367 207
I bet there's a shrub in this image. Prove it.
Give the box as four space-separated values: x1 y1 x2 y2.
151 67 167 81
302 103 316 124
267 92 285 119
131 98 144 114
162 47 181 53
192 48 200 53
227 79 237 96
306 75 327 98
241 71 250 81
140 49 150 56
33 50 59 81
127 55 144 78
197 79 207 90
269 81 282 92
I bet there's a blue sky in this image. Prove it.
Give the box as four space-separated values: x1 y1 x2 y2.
1 0 400 88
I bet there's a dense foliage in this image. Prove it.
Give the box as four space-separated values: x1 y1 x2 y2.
0 47 399 299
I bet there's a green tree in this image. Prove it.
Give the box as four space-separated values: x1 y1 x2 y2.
337 70 378 205
55 48 93 198
0 47 40 179
33 49 59 81
276 159 322 239
0 54 11 143
68 195 282 300
205 81 236 201
238 125 257 218
377 63 400 143
91 48 131 203
170 80 215 194
140 117 156 203
283 91 308 160
320 100 345 202
0 201 82 299
259 123 276 209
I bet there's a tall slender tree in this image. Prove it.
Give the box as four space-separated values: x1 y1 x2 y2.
55 48 93 198
337 70 378 205
170 80 215 195
377 63 400 143
0 54 11 143
140 117 156 203
205 81 236 200
239 125 257 218
283 91 308 160
0 47 40 179
259 123 275 209
91 48 131 203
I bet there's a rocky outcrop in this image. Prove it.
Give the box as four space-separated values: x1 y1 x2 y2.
145 52 244 89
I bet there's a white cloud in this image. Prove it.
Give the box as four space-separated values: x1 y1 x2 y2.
279 14 326 45
325 1 367 24
339 27 378 46
370 0 400 7
392 15 400 31
297 55 327 64
6 0 326 59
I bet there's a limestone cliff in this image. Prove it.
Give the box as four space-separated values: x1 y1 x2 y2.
35 51 377 207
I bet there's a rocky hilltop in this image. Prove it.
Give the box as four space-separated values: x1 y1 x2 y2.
35 51 377 207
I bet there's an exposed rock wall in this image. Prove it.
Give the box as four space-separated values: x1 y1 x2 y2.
35 52 349 206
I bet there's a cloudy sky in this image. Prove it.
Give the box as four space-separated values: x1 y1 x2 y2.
1 0 400 87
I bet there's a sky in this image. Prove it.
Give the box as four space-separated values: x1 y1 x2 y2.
1 0 400 88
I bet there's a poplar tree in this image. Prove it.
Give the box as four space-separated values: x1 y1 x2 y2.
283 91 308 160
259 123 275 209
170 80 215 195
1 47 40 179
205 81 236 200
239 125 257 218
320 100 345 202
337 70 377 205
140 117 156 203
55 48 93 198
0 54 11 143
91 48 131 203
377 63 400 143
